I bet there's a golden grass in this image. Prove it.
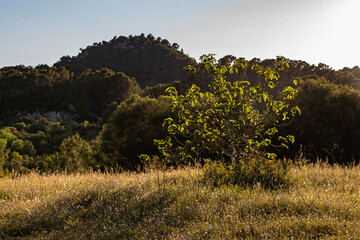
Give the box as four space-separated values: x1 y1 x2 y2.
1 162 360 239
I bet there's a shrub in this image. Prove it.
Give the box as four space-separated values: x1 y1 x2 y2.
202 160 234 187
5 151 32 174
202 156 290 189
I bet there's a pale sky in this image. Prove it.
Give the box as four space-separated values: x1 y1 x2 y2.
0 0 359 69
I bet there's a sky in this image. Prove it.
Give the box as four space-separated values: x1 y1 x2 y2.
0 0 359 69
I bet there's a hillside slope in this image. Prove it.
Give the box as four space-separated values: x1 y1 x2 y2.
54 34 196 88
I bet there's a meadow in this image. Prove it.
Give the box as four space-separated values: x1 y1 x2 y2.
1 161 360 239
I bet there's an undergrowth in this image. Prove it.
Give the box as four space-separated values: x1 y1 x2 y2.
202 156 291 189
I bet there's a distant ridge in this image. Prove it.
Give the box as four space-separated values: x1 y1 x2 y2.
54 33 196 88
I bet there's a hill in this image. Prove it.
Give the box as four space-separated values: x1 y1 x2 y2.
54 34 196 88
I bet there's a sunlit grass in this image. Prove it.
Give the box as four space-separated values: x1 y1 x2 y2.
1 162 360 239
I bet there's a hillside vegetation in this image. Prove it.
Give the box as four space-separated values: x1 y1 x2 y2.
54 34 196 87
1 34 360 174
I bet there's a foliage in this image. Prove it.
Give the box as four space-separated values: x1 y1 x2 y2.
0 119 99 174
49 134 95 173
202 156 290 189
0 66 73 116
74 68 141 118
20 118 73 155
0 127 37 174
155 55 300 166
3 32 360 173
97 95 169 169
142 57 360 100
0 67 140 121
281 78 360 164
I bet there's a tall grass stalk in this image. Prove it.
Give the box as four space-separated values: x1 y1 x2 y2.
1 162 360 239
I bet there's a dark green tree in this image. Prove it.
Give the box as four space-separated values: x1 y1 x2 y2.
75 68 141 117
49 134 95 173
97 95 169 169
281 78 360 163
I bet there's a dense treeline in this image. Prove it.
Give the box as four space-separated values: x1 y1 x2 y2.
0 66 140 122
280 78 360 163
1 34 360 176
0 66 142 174
143 56 360 97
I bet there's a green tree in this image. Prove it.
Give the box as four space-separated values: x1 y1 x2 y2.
154 55 300 165
0 129 17 143
51 134 95 173
97 95 169 169
10 139 24 153
74 68 141 118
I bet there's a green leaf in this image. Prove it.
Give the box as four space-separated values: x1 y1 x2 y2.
184 65 197 73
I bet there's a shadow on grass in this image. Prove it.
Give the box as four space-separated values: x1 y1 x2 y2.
1 185 191 239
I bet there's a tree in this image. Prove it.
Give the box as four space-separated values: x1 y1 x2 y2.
154 55 300 165
281 78 360 163
172 43 180 50
218 55 237 67
97 95 169 169
82 68 141 116
50 134 95 173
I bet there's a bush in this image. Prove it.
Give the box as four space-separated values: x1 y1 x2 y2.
202 156 290 189
202 160 234 187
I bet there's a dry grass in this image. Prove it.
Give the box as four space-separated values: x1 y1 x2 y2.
1 162 360 239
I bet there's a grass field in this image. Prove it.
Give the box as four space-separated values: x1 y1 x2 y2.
1 162 360 239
